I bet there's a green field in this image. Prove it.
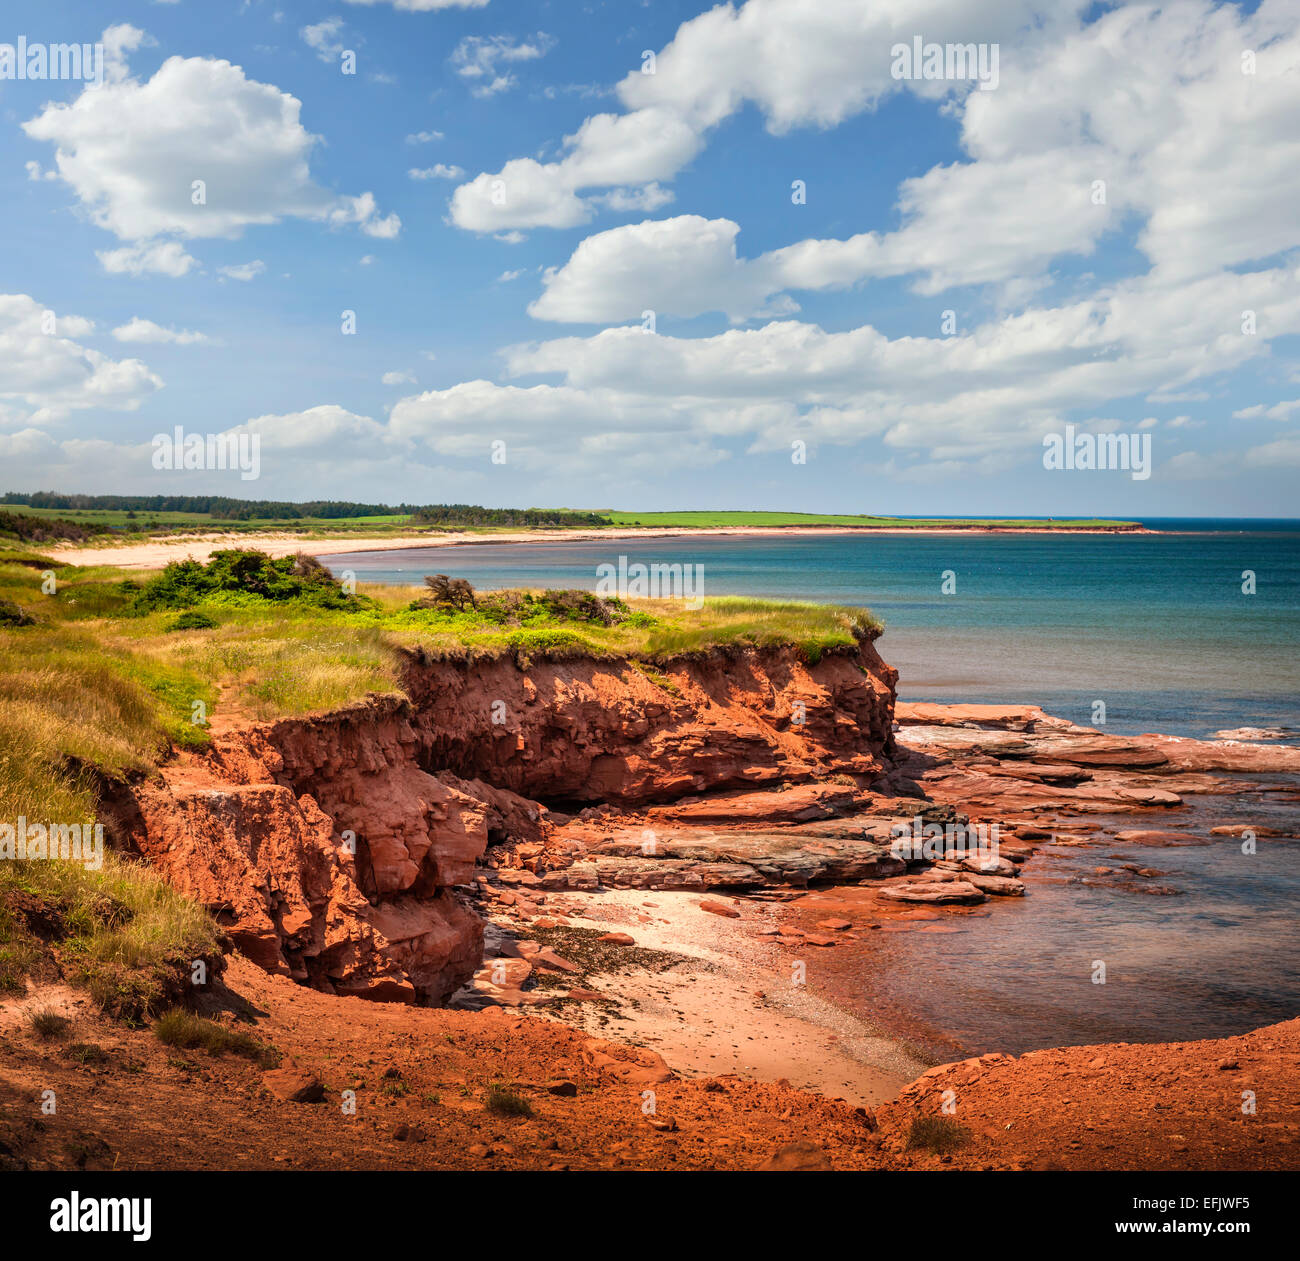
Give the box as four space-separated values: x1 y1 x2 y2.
603 510 1139 530
8 505 416 531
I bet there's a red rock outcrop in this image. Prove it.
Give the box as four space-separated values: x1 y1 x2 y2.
878 1016 1300 1171
126 757 488 1005
401 640 896 804
891 703 1300 819
117 638 898 1005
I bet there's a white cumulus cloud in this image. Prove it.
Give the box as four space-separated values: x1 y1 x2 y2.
23 27 400 271
450 33 555 97
218 260 266 282
448 0 1076 232
0 293 162 425
111 318 210 345
409 164 465 181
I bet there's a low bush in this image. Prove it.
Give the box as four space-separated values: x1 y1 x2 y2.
166 609 219 632
153 1009 278 1066
0 597 34 627
484 1083 533 1117
905 1115 971 1154
129 550 363 613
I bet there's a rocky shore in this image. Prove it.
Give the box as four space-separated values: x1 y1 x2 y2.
456 698 1298 1089
11 637 1297 1171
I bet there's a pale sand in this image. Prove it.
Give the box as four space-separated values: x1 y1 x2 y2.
46 522 1148 570
522 888 928 1108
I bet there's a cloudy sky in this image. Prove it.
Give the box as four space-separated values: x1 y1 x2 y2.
3 0 1299 516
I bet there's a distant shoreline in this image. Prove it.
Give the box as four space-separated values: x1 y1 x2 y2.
44 521 1156 569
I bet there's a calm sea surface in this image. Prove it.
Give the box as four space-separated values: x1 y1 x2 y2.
323 520 1300 1054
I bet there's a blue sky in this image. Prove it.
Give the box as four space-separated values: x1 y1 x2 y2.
3 0 1299 516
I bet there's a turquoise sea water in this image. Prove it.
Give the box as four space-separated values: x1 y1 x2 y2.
323 520 1300 1053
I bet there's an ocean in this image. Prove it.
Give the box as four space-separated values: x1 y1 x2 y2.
322 520 1300 1055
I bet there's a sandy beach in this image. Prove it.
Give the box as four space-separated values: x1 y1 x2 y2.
491 888 926 1107
46 522 1150 571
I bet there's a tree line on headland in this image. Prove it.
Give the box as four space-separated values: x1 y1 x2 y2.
0 493 607 528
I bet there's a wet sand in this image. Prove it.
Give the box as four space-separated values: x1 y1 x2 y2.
490 888 927 1108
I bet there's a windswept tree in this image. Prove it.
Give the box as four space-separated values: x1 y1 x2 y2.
290 552 334 581
419 574 477 610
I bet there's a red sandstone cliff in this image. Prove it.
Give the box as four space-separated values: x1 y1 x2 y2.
400 639 896 803
114 639 897 1005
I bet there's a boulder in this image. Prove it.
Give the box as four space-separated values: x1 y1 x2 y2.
964 873 1026 897
700 899 741 918
262 1068 325 1104
581 1038 673 1085
879 881 987 905
758 1140 833 1171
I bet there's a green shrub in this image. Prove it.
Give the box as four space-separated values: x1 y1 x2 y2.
484 1083 533 1116
165 609 219 632
130 550 363 613
536 589 633 626
905 1115 971 1154
505 626 597 655
153 1009 278 1066
0 597 34 627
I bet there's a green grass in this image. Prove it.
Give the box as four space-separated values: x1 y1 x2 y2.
484 1083 534 1117
153 1009 278 1066
603 510 1139 530
0 619 215 822
905 1115 972 1154
0 850 224 1020
641 596 878 663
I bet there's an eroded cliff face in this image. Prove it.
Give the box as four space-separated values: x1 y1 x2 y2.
116 639 896 1005
402 639 897 804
